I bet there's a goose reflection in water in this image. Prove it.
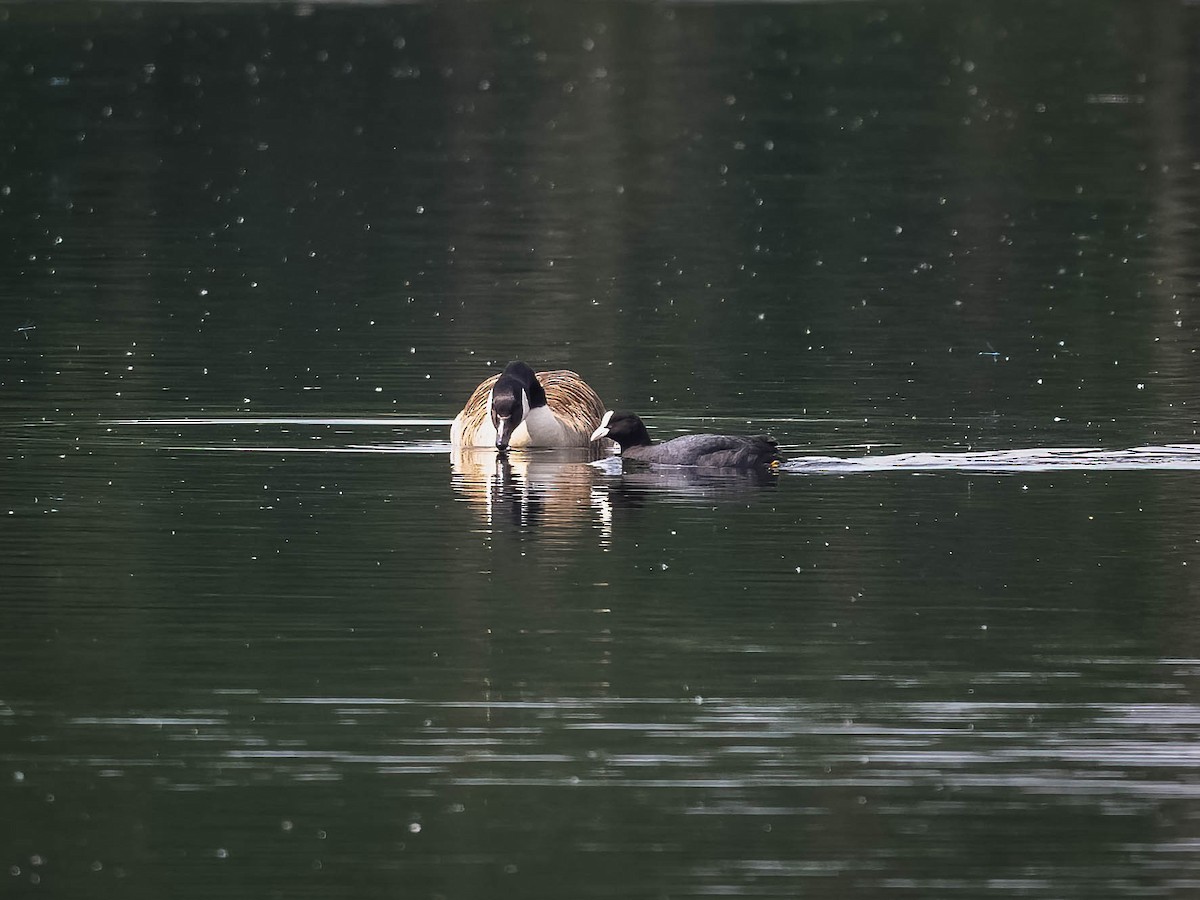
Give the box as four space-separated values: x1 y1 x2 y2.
450 447 613 539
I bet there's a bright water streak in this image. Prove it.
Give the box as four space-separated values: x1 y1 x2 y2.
786 445 1200 473
100 420 1200 471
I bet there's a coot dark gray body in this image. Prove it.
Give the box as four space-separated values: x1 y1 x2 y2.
590 411 782 469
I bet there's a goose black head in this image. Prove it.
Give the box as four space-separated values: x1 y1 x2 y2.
489 361 547 451
589 410 653 452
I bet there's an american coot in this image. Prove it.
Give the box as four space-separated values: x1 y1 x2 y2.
590 411 783 469
451 361 609 451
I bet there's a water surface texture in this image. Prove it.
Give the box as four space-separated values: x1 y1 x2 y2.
4 1 1200 898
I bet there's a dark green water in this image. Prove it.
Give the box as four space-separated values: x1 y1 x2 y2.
4 1 1200 897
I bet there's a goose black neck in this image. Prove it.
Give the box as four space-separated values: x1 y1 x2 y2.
500 361 547 408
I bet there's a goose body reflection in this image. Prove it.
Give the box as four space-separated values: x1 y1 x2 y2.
451 361 609 452
590 411 783 469
451 447 612 538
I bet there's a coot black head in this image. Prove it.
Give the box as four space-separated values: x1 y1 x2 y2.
588 410 651 451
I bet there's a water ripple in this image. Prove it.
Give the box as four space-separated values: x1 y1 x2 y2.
785 444 1200 473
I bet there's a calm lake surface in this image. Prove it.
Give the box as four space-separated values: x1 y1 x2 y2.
4 1 1200 897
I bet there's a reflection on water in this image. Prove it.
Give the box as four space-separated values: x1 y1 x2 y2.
18 674 1200 895
451 446 612 539
594 460 782 502
59 683 1200 799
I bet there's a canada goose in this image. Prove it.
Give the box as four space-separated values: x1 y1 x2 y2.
590 411 783 469
450 361 609 451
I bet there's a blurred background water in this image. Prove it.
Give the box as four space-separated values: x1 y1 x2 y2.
3 1 1200 897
